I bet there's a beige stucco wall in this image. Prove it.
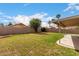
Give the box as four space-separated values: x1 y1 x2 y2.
47 27 79 34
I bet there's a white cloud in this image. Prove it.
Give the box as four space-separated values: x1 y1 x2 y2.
46 16 53 21
13 13 48 26
64 3 79 12
41 22 49 27
13 13 57 28
41 22 57 28
0 11 13 20
13 15 30 25
3 15 13 19
29 13 48 19
23 3 30 7
0 12 57 28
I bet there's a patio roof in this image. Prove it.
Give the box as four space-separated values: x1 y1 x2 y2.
53 15 79 27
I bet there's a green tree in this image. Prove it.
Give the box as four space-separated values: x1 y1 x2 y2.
30 18 41 32
56 14 61 19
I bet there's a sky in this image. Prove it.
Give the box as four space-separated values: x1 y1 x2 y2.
0 3 79 27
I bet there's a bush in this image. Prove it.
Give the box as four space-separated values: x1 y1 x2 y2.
41 27 47 32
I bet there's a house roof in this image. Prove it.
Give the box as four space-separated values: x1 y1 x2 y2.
12 23 28 28
53 15 79 27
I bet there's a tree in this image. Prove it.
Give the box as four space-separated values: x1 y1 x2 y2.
30 18 41 32
52 19 55 22
48 19 55 28
8 22 12 26
48 21 51 27
56 14 61 33
0 23 4 27
56 14 61 19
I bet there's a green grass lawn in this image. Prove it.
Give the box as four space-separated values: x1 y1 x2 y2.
0 32 79 56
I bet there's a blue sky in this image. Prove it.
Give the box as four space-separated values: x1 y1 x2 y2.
0 3 79 27
0 3 79 17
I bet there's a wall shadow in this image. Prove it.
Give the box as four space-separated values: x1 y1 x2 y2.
0 32 48 39
0 35 12 39
31 32 49 35
71 36 79 52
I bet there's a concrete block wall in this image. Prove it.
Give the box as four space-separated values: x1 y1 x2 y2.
0 26 34 35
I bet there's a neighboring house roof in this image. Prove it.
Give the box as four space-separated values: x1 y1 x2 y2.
13 23 26 26
12 23 29 28
53 15 79 27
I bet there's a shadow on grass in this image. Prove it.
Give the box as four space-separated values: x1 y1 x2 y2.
0 32 49 39
32 32 49 35
75 49 79 52
0 35 12 39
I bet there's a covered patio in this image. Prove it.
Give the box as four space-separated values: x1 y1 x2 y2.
53 15 79 27
53 15 79 50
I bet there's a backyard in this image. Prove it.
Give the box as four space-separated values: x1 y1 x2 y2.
0 32 78 56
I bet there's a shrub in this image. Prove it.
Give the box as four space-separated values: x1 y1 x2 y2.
41 27 47 32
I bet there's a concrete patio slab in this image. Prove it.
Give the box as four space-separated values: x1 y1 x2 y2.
57 34 79 50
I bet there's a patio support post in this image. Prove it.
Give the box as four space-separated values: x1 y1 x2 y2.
58 20 61 33
58 20 61 43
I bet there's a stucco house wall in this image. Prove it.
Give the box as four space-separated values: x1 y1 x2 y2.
47 26 79 34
